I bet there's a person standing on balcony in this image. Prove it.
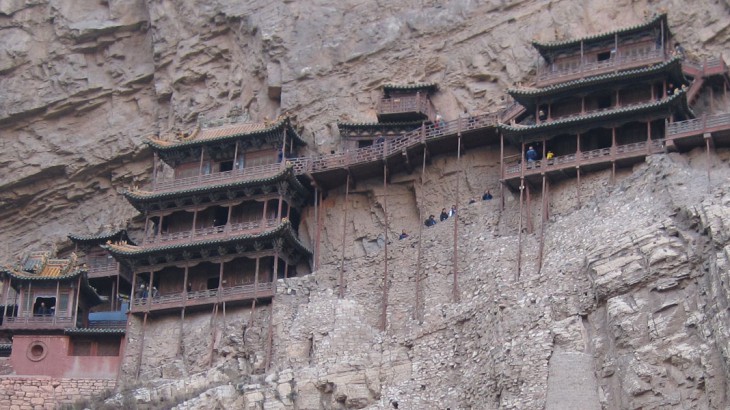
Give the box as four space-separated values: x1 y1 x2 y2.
425 215 437 227
449 205 457 217
526 146 538 163
482 190 493 200
546 151 555 161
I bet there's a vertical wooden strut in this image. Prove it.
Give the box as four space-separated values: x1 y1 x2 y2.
516 180 525 281
265 300 274 372
313 186 319 271
705 133 712 189
339 173 350 298
499 133 505 211
537 175 548 275
316 189 323 271
452 136 461 303
414 148 427 322
576 167 582 209
136 312 148 380
381 165 389 331
526 183 533 234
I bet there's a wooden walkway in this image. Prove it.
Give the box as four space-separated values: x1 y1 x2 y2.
130 282 275 314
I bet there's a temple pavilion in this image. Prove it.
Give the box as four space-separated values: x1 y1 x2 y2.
106 117 312 315
337 83 438 149
0 251 125 378
498 13 729 191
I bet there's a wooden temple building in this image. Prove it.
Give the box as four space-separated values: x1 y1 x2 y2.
498 13 730 193
68 228 133 313
337 83 438 149
0 251 125 378
105 117 312 317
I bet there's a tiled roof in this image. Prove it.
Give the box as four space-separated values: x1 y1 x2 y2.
104 220 312 258
383 82 438 92
0 343 11 351
146 118 306 151
508 57 683 103
68 228 130 245
337 120 424 130
499 91 688 139
532 14 669 57
123 166 307 209
1 253 81 281
64 328 126 335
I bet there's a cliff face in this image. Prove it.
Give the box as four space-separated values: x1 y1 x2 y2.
2 0 730 409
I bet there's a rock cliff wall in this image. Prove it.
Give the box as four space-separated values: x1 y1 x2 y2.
1 0 730 409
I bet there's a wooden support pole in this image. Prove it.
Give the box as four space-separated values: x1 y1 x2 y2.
316 189 323 271
152 152 159 190
452 136 461 303
414 148 427 322
526 182 533 234
136 312 148 380
312 187 318 271
537 175 547 275
500 133 505 211
178 307 186 357
147 271 155 310
72 276 81 326
516 180 524 281
2 277 11 319
339 174 350 299
265 300 274 372
381 164 389 331
198 147 206 182
705 133 712 188
576 167 582 209
191 209 198 239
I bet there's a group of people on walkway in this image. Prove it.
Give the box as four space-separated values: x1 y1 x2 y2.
397 188 494 240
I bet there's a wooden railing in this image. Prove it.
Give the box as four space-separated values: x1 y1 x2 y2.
87 262 118 278
377 94 434 120
536 49 665 86
131 282 275 312
3 315 74 329
146 162 283 194
144 219 279 247
87 320 127 329
290 113 501 175
504 139 664 177
682 57 728 78
666 113 730 139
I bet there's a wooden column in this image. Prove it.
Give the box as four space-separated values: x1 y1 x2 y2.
191 209 199 239
253 257 260 299
516 181 524 281
339 174 350 299
381 164 389 331
611 127 617 184
316 189 323 271
152 152 159 190
232 140 240 171
576 166 582 209
500 133 505 211
147 271 155 310
130 272 137 308
72 276 82 326
452 136 461 303
218 259 225 298
526 182 533 234
313 186 319 271
273 251 279 281
705 133 712 188
414 148 427 322
143 215 151 245
276 194 284 220
225 203 234 232
198 147 206 182
157 215 164 240
262 200 268 224
2 277 10 319
646 121 652 154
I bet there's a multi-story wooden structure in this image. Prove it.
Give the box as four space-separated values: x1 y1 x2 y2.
106 117 312 315
0 251 125 378
68 228 133 312
337 83 438 150
498 13 729 190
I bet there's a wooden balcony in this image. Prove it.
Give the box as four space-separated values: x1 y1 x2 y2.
87 262 118 279
682 57 728 78
376 94 434 122
666 113 730 151
143 218 279 248
289 113 501 183
147 162 284 195
130 282 275 314
2 315 74 330
503 139 665 188
536 49 666 87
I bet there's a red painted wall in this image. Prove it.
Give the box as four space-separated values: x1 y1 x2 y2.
10 335 121 378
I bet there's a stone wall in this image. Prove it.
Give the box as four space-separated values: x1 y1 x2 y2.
0 376 115 409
